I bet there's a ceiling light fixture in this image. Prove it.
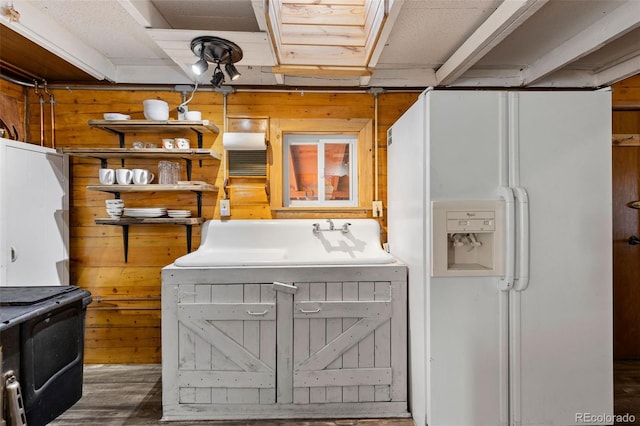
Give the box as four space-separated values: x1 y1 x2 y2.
210 64 225 88
191 46 208 76
190 36 243 87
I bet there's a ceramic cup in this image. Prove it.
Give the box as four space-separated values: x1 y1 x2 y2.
162 138 174 149
99 168 115 185
184 110 201 121
132 168 154 185
175 138 190 149
116 168 133 185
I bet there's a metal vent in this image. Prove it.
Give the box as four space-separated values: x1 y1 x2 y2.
228 150 267 176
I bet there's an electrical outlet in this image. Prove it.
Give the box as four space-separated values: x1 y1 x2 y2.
372 201 383 218
220 199 230 217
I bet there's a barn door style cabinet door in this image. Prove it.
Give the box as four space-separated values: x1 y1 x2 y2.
161 265 409 421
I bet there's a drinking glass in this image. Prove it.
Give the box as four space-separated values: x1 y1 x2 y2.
158 161 172 184
171 162 182 184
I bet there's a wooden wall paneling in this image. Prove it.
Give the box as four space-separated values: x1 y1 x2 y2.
612 78 640 359
20 85 418 364
612 145 640 359
613 75 640 109
0 79 26 142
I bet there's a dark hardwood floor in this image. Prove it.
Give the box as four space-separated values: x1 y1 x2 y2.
48 362 640 425
49 364 414 426
614 361 640 424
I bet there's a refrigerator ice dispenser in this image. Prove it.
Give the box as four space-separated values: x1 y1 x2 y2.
432 200 505 276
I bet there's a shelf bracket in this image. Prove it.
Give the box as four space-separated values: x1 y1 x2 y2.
195 191 202 216
186 225 193 252
122 224 129 262
192 128 204 167
192 129 204 149
185 159 192 180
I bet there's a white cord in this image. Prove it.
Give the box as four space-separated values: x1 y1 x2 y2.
178 82 199 110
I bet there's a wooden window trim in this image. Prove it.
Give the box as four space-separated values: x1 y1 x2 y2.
269 118 374 212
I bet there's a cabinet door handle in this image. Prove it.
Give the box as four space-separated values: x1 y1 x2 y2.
246 310 269 316
299 307 321 314
10 246 17 262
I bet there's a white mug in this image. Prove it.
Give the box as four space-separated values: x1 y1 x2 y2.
132 169 154 185
116 168 133 185
175 138 190 149
162 138 174 149
184 110 201 121
99 168 115 185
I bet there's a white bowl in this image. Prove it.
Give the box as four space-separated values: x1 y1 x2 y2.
104 113 131 120
184 111 202 121
143 99 169 121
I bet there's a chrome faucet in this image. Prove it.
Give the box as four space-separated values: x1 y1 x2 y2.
313 219 349 234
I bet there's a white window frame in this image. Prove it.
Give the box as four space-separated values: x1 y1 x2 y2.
283 134 358 207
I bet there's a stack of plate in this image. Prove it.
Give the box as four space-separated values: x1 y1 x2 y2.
167 209 191 218
123 207 167 218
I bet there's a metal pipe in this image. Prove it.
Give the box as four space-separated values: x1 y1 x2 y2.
43 81 56 148
0 61 41 84
3 80 422 94
222 89 228 198
33 81 45 146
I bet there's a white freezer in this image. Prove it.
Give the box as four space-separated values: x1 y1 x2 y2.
387 89 613 426
0 138 69 286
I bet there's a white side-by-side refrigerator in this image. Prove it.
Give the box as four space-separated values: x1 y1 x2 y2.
387 89 613 426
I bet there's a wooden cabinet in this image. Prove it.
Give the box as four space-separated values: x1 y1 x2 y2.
161 264 408 421
62 120 221 261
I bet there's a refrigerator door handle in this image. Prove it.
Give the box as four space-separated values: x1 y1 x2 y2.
499 186 515 291
513 187 530 291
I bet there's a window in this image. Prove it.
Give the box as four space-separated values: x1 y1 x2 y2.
283 134 358 207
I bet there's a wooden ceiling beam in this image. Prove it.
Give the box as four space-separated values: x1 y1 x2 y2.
280 24 366 46
272 64 371 77
281 4 366 26
278 44 366 66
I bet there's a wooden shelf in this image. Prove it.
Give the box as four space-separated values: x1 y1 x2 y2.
96 217 204 225
86 119 220 151
62 148 221 181
87 119 219 135
76 119 221 263
60 147 221 161
87 183 218 193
